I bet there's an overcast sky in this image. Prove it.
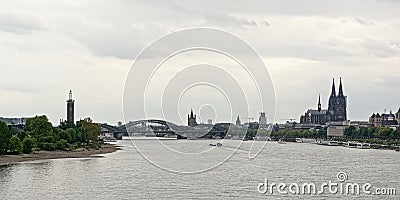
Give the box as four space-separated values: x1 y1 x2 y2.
1 0 400 125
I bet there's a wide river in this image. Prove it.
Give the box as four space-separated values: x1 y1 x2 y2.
0 138 399 199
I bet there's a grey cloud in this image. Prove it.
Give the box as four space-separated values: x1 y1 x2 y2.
315 36 400 58
50 0 398 60
62 21 167 59
0 84 36 93
373 76 400 87
169 0 400 19
0 13 42 34
203 13 258 27
261 21 270 26
364 39 400 57
354 17 374 25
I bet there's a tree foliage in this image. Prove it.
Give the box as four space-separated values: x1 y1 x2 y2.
22 137 37 154
0 121 12 155
0 115 102 155
345 126 399 140
9 136 23 154
271 128 326 139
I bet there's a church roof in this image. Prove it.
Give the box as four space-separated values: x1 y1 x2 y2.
307 109 328 115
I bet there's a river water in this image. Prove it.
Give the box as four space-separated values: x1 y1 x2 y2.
0 139 399 199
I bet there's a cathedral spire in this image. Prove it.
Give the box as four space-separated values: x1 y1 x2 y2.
338 77 344 97
188 108 198 127
318 94 321 112
330 78 336 97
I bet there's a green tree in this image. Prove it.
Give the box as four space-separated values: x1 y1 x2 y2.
17 131 27 141
81 120 100 144
55 139 69 150
0 122 12 154
25 115 55 149
22 137 37 154
25 115 53 136
61 128 74 143
9 135 23 154
345 126 357 138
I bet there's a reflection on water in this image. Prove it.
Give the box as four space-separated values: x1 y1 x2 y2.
0 140 399 199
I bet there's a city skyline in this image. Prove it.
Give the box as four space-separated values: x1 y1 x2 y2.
1 0 400 125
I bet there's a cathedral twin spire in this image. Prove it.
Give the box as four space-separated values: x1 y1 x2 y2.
330 77 344 97
302 78 347 124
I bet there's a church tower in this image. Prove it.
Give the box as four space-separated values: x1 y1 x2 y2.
318 94 321 112
259 112 267 127
187 108 198 127
328 78 347 122
335 77 347 121
236 115 241 126
66 90 75 123
328 78 337 121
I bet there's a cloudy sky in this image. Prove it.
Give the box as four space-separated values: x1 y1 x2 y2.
1 0 400 125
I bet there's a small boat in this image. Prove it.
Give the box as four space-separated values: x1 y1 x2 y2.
317 140 338 146
210 143 223 147
254 136 271 141
343 142 357 148
296 138 316 143
356 143 370 149
278 139 286 144
328 141 338 146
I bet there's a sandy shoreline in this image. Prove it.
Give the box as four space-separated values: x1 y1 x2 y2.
0 143 120 166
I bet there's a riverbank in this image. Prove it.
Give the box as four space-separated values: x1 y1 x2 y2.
0 143 120 166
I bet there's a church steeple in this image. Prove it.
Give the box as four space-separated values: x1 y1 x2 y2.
318 94 321 112
330 78 336 97
188 108 198 127
236 115 241 125
338 77 344 97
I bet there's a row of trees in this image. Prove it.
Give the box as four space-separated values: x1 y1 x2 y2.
0 115 101 155
252 126 400 141
345 126 400 140
270 128 326 139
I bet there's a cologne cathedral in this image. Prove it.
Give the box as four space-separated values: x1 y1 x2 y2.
300 78 347 125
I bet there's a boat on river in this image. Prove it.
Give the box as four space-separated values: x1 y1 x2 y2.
343 141 358 148
317 140 339 146
295 138 316 143
210 143 223 147
356 143 370 149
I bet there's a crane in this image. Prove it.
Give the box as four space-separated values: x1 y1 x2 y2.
245 117 254 124
282 118 296 123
